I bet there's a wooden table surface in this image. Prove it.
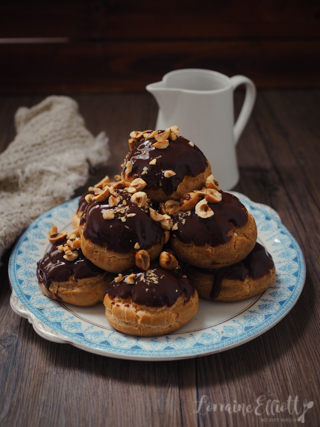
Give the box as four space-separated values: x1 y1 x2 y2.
0 90 319 426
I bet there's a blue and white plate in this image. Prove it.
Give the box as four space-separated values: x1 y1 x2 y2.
9 192 306 361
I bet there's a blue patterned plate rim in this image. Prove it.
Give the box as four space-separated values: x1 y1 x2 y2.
8 192 306 361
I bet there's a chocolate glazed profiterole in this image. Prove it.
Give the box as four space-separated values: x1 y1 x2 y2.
72 176 121 228
80 184 169 273
103 256 199 336
170 177 257 269
187 242 276 302
121 126 212 202
37 226 112 306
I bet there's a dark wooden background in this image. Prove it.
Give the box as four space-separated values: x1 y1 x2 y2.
1 2 320 426
1 0 320 94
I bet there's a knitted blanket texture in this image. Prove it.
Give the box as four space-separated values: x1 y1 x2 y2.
0 96 110 260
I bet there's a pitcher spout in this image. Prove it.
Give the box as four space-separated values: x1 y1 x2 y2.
146 82 179 122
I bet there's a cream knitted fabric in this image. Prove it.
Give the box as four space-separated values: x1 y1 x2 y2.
0 95 110 260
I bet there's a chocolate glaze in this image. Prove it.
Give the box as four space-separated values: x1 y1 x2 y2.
192 242 274 299
81 191 164 253
37 239 105 299
106 266 194 307
125 134 208 195
172 192 248 247
77 191 93 213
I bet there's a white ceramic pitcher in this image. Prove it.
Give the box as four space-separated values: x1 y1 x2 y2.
146 69 256 190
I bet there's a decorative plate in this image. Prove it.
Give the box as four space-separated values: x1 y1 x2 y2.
9 192 306 361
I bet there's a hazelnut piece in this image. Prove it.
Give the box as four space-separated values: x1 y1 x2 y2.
153 140 169 149
130 178 147 191
164 200 180 215
205 188 222 203
159 251 178 270
130 191 148 207
180 192 199 211
95 186 110 202
149 207 164 222
103 210 115 220
205 174 221 191
195 199 214 218
48 226 68 244
155 128 171 142
163 170 176 178
135 250 150 271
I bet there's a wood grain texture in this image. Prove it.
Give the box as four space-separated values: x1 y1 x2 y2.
0 0 319 39
1 39 320 94
0 91 319 426
0 1 319 91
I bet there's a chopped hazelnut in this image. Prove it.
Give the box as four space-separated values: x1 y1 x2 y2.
180 192 199 211
130 131 143 139
163 170 176 178
115 274 124 283
103 210 115 220
141 166 149 175
109 195 121 207
160 215 173 230
149 207 164 222
130 178 147 191
170 125 180 137
155 128 170 142
153 140 169 149
172 223 178 231
95 186 110 202
205 174 221 191
205 188 222 203
135 250 150 271
164 199 180 215
48 225 68 244
194 187 222 203
126 186 136 193
126 273 136 285
67 238 81 250
112 180 127 190
63 249 78 262
145 130 158 140
159 251 178 270
125 161 133 176
195 199 214 218
85 193 95 204
131 191 148 207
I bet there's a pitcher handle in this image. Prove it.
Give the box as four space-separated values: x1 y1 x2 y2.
230 75 256 144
